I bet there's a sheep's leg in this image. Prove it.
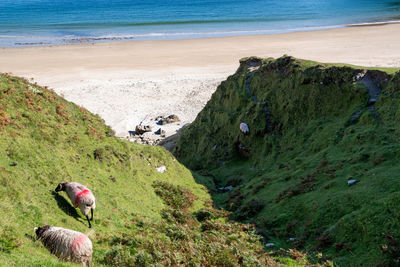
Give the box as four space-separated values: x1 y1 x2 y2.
90 208 94 221
86 215 92 228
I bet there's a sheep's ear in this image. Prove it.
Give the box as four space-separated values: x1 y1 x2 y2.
34 227 41 237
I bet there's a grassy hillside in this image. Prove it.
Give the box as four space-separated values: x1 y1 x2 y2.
0 73 300 266
175 56 400 266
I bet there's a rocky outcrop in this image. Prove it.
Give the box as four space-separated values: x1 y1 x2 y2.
135 125 152 135
155 128 166 137
157 114 180 125
158 123 189 151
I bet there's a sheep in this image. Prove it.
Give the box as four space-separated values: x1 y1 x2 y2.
55 182 96 228
34 225 92 266
240 122 249 134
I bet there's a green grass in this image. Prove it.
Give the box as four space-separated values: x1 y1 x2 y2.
176 56 400 266
288 57 400 75
0 73 298 266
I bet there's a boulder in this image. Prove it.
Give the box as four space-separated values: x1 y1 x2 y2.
348 179 359 186
240 122 249 134
218 185 234 192
158 123 190 152
135 125 152 135
128 130 135 137
158 114 180 125
155 128 166 137
156 165 167 173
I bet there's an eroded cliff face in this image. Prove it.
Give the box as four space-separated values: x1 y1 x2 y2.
176 56 373 169
176 56 400 266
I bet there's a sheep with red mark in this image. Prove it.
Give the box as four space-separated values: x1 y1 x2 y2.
34 225 92 266
55 182 96 228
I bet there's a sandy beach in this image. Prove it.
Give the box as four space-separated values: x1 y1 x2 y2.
1 23 400 139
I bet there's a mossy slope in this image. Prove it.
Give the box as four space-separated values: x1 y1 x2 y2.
176 56 400 266
0 74 292 266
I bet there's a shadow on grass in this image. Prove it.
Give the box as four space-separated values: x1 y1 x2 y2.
51 191 82 222
24 233 36 242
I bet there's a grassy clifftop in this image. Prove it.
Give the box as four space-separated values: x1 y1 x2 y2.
0 74 296 266
175 56 400 266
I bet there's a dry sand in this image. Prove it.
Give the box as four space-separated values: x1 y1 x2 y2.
0 23 399 139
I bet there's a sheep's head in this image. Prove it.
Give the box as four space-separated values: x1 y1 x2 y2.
34 225 50 239
55 182 66 192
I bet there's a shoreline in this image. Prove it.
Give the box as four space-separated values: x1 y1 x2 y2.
347 20 400 27
1 23 399 141
2 19 400 48
0 20 400 49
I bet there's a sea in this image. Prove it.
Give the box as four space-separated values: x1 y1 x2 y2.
0 0 399 47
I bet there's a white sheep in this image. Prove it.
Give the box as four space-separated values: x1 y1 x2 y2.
240 122 250 134
55 182 96 228
35 225 92 266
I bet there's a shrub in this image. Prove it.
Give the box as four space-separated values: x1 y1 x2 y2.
152 180 196 210
381 234 400 265
93 148 105 162
165 225 187 241
236 199 265 221
161 208 188 224
0 111 11 127
103 245 135 266
134 250 154 266
193 209 214 222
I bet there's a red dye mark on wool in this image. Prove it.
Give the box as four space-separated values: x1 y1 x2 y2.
74 189 90 207
72 234 88 251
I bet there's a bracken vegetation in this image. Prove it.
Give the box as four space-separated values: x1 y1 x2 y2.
102 180 287 266
176 56 400 266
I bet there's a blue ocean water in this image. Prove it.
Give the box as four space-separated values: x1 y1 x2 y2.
0 0 399 47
